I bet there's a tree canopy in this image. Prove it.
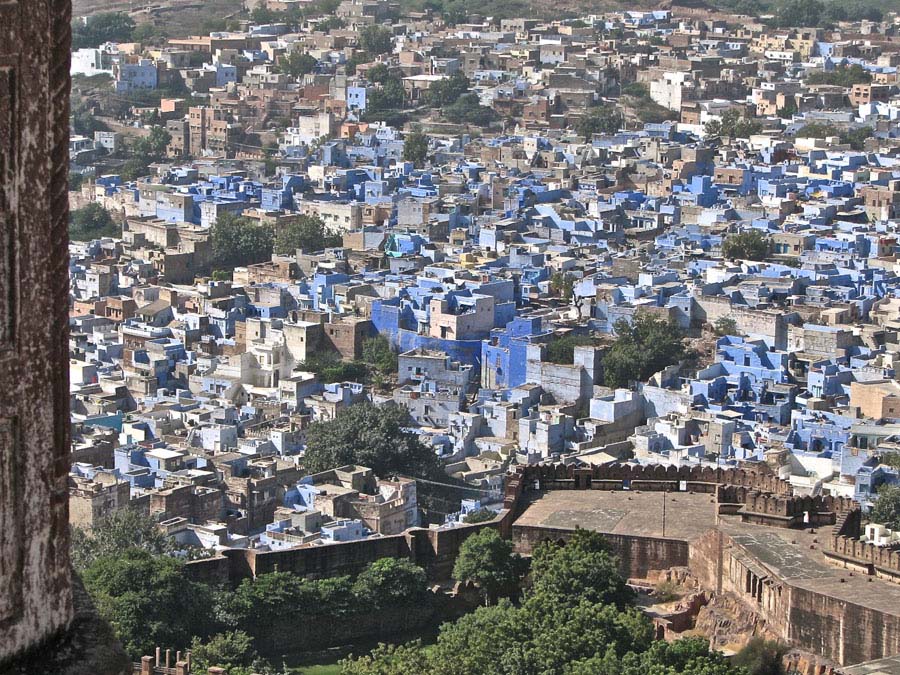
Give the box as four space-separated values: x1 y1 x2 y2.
403 131 429 167
576 106 624 140
796 123 873 151
602 314 685 389
722 230 770 261
343 527 741 675
452 528 525 603
82 549 214 659
210 213 275 271
529 529 634 611
545 333 596 365
427 71 470 107
871 484 900 531
302 402 442 477
280 51 318 78
189 631 262 675
72 12 136 49
805 64 871 87
275 214 342 254
443 93 498 126
359 26 394 56
69 203 120 242
704 109 762 138
731 637 788 675
132 126 172 164
361 335 398 375
71 508 170 571
353 558 429 609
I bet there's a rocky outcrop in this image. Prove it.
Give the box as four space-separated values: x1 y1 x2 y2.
693 592 773 651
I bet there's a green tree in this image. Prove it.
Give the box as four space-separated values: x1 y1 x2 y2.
344 524 741 675
72 12 136 49
463 508 497 524
871 484 900 530
366 78 407 120
796 122 873 150
69 203 120 241
299 352 371 384
132 126 172 162
352 558 428 609
72 99 111 137
71 508 170 571
576 106 623 140
518 600 653 673
777 100 797 119
121 158 150 182
731 637 788 675
622 82 649 97
281 51 318 78
545 333 596 365
359 26 393 55
346 52 369 75
83 549 214 659
361 335 398 374
772 0 824 26
217 572 355 643
722 229 770 261
341 641 433 675
842 126 874 151
705 109 761 138
602 314 685 389
189 631 261 675
303 402 442 477
712 317 739 337
319 15 346 31
275 214 341 254
250 7 279 23
210 213 275 269
426 71 470 106
403 131 429 167
452 528 524 604
443 93 497 126
366 63 397 84
805 64 871 86
529 528 634 611
550 271 575 300
427 600 529 673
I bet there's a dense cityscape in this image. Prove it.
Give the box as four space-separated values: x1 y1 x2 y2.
57 0 900 673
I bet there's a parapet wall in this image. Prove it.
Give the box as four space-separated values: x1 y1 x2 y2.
505 463 855 529
506 463 794 497
827 507 900 583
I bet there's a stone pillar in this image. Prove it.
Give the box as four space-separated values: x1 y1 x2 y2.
0 0 74 659
141 656 154 675
0 2 129 673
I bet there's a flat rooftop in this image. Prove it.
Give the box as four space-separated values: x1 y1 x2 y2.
720 520 900 618
843 655 900 675
513 489 719 541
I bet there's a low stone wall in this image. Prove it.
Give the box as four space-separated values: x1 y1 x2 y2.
185 512 512 586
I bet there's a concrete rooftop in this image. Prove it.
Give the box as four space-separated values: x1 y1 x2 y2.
514 489 719 541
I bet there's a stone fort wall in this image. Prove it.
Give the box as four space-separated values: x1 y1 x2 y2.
185 460 900 666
